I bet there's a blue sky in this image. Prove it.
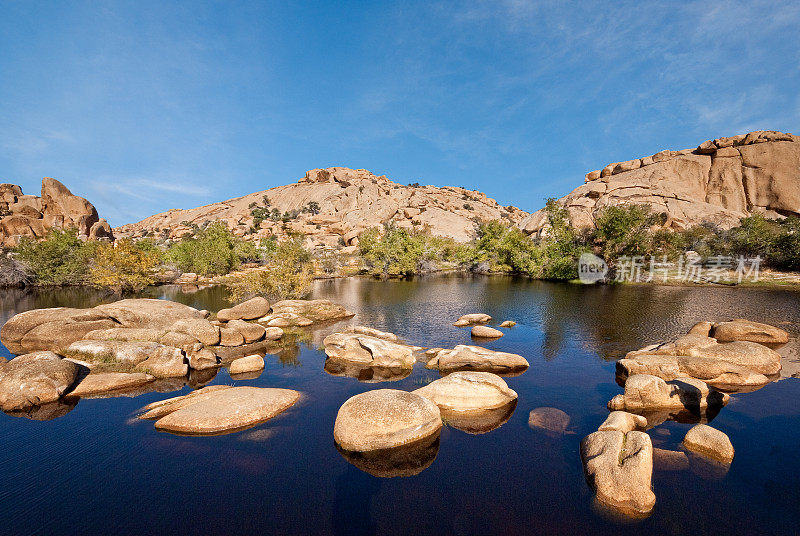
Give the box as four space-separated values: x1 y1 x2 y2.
1 1 799 226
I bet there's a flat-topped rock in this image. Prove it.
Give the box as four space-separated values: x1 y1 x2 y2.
67 372 154 398
138 385 233 420
258 312 313 327
270 299 354 322
598 411 648 433
84 327 167 342
333 389 442 452
0 351 79 411
323 332 416 369
426 345 529 375
683 424 735 464
580 430 656 518
471 325 504 338
153 386 300 435
413 371 517 413
344 325 398 341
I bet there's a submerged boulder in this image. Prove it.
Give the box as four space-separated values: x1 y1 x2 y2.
153 386 300 435
528 407 571 436
607 374 729 412
426 345 529 375
580 430 656 517
0 351 78 411
333 389 442 452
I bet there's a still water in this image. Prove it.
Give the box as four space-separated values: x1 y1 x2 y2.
1 275 799 535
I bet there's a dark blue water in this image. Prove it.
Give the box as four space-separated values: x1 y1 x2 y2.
1 276 798 535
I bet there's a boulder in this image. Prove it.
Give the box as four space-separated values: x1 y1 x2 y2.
710 319 789 344
138 385 233 419
85 328 167 342
0 351 79 410
153 386 300 435
269 299 354 322
258 312 313 327
616 354 771 390
229 354 265 375
134 346 188 377
344 325 398 341
64 340 162 366
598 411 648 433
220 327 245 347
263 327 284 341
170 318 221 346
187 348 218 370
159 331 200 350
687 321 713 336
216 297 271 322
93 298 205 328
499 321 516 328
453 313 492 327
527 407 571 435
333 389 442 452
226 319 266 344
607 374 728 412
427 345 529 375
580 431 656 517
67 372 154 398
413 371 517 412
323 332 416 369
682 424 734 463
471 325 504 338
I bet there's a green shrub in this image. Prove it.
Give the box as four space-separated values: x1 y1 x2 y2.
594 204 656 259
15 228 95 285
467 220 543 275
165 222 251 276
359 225 429 277
771 216 800 270
225 237 313 301
539 199 582 279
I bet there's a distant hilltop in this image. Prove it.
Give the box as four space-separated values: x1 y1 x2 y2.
0 178 112 247
520 130 800 234
114 167 530 250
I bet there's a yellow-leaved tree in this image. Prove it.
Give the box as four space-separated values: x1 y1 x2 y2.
89 239 161 293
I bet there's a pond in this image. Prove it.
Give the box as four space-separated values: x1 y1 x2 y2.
1 275 799 535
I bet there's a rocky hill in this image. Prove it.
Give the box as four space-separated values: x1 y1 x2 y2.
520 130 800 234
0 178 112 247
114 167 529 250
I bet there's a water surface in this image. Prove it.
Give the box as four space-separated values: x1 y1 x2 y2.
1 276 798 535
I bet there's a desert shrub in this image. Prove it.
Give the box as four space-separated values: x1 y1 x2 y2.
594 204 656 260
165 222 251 276
770 216 800 270
225 237 313 301
727 214 780 258
359 225 430 277
0 253 31 287
466 220 543 275
89 239 161 292
15 228 95 285
539 199 583 279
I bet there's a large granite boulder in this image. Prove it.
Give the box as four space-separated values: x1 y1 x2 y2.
323 332 416 369
0 351 78 410
153 386 300 435
269 299 354 323
1 299 205 354
710 319 789 344
63 340 188 377
616 354 770 390
66 372 155 398
413 371 517 413
169 318 220 346
216 297 271 322
683 424 735 464
608 374 728 412
333 389 442 452
580 430 656 517
426 345 529 375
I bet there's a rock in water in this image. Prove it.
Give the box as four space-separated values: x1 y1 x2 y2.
216 297 271 322
580 431 656 517
427 345 529 375
499 321 516 328
66 372 154 398
229 355 265 375
616 354 771 391
227 319 266 344
682 424 734 463
471 325 504 338
138 385 233 420
344 325 398 341
169 318 221 346
0 352 78 411
607 374 728 412
269 299 354 323
413 371 517 412
598 411 648 433
710 319 789 344
154 386 300 435
333 389 442 452
528 407 571 435
323 333 416 369
453 313 492 327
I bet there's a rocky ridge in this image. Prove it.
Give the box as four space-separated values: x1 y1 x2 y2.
0 178 112 247
521 130 800 233
114 167 528 249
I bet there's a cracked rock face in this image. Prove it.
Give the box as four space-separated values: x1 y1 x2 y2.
521 130 800 233
580 430 656 517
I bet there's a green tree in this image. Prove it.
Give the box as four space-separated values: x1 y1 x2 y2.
15 228 95 285
165 222 251 276
225 237 314 301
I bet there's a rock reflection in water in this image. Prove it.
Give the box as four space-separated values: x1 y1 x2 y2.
442 399 517 434
336 432 440 478
323 358 412 383
4 399 78 421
